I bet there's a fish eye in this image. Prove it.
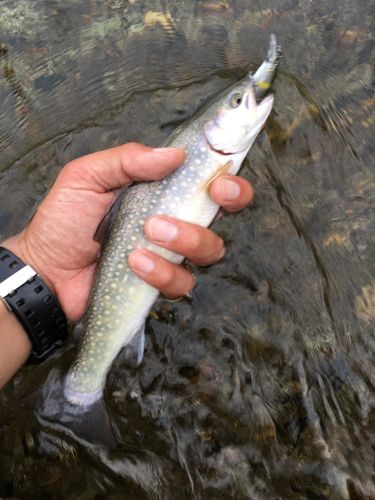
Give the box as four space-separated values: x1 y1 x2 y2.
229 92 243 108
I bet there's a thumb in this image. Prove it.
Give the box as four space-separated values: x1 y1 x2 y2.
56 143 186 193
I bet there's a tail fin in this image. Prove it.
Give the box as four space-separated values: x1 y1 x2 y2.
22 368 117 448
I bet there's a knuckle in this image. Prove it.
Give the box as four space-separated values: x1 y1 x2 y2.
159 266 175 289
123 141 143 153
216 239 225 259
187 231 202 254
63 160 78 175
59 161 80 184
186 273 196 293
124 142 148 157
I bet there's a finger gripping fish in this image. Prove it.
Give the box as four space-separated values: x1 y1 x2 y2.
64 35 281 411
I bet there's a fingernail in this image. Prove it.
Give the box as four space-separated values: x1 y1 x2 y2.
147 217 178 242
221 178 241 201
188 273 197 295
219 246 226 260
130 252 154 273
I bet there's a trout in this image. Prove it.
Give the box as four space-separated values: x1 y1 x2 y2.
64 35 281 413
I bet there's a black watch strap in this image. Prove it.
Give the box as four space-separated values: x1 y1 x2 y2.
0 247 68 364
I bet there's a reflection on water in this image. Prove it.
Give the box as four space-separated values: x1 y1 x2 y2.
0 0 374 498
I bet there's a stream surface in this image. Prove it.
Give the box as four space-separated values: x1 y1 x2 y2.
0 1 374 498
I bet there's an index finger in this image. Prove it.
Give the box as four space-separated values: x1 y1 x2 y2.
57 143 186 193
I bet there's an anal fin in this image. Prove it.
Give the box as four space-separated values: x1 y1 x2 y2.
122 324 146 368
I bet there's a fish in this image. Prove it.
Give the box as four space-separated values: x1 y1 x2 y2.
59 34 281 442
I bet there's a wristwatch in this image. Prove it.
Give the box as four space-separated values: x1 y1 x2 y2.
0 246 68 364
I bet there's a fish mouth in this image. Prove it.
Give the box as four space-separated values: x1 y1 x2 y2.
244 89 252 109
207 142 234 156
244 84 258 110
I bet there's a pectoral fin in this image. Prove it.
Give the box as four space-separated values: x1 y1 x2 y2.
199 160 233 193
94 188 126 244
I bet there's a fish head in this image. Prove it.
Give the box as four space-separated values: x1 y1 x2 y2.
204 77 274 155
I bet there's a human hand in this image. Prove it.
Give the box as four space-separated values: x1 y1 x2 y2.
3 143 253 322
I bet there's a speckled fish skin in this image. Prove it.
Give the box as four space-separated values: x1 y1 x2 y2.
64 35 280 407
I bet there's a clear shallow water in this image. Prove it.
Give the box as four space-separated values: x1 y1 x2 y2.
0 1 374 498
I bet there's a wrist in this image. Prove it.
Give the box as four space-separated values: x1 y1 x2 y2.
1 232 56 296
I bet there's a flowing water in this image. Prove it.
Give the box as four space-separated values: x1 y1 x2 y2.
0 1 374 498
